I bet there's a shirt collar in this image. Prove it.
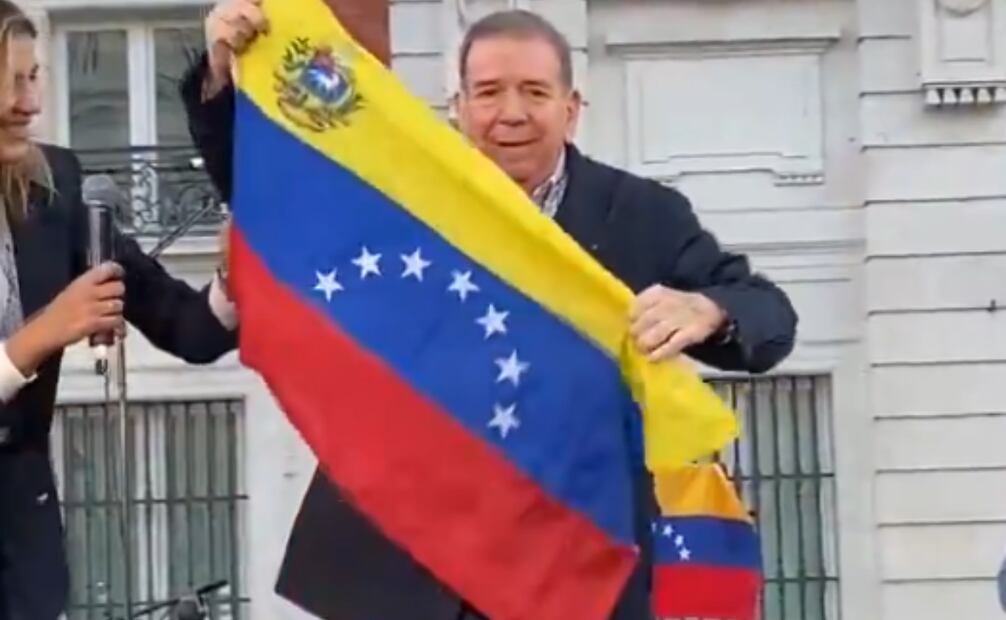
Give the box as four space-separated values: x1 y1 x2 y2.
530 148 567 207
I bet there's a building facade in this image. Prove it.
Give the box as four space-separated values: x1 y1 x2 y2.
16 0 1006 618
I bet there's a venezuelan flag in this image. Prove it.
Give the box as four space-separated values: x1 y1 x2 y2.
652 465 763 620
229 0 737 617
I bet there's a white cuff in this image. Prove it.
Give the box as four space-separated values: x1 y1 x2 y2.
0 341 35 403
209 274 239 331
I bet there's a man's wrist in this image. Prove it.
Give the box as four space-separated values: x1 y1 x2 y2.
692 291 734 345
216 263 231 300
712 317 738 345
209 265 238 330
202 71 228 102
202 48 231 102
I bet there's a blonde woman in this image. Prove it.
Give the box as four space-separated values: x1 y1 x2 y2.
0 3 237 618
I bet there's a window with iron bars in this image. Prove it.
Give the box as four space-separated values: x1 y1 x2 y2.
50 399 248 620
47 377 834 620
704 375 839 620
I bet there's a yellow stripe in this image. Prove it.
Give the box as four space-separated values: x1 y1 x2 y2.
236 0 738 467
654 465 752 522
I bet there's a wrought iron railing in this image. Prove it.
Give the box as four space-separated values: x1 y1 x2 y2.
51 377 836 620
77 146 226 241
709 375 839 620
51 399 248 620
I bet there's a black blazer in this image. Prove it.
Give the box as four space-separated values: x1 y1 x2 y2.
181 58 797 620
0 145 236 620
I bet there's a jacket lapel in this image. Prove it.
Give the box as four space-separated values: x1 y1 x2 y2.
554 144 615 260
13 186 67 321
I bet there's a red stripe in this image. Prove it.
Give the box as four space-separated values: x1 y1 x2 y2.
652 564 761 620
231 233 637 620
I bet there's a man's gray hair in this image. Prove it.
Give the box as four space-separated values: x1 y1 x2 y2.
459 10 574 89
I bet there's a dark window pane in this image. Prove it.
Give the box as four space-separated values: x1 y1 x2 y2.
154 27 203 146
68 30 130 150
706 376 839 620
55 400 247 619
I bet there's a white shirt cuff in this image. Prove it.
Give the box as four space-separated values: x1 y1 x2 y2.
209 274 239 331
0 341 35 403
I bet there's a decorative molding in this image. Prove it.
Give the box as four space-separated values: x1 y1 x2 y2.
604 30 842 53
722 238 864 262
30 0 211 10
618 37 836 186
919 0 1006 107
938 0 989 16
924 84 1006 106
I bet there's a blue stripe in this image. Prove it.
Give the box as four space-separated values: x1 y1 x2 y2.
653 516 761 570
233 94 636 545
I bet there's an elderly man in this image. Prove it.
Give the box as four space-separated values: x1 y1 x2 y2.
182 2 798 619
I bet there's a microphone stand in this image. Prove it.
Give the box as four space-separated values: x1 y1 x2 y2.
101 177 224 620
105 337 134 620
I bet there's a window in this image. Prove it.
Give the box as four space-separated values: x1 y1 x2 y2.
53 14 221 237
709 375 839 620
56 18 204 152
50 399 248 620
46 381 831 620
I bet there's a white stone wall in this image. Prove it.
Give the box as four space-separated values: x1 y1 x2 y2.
860 0 1006 618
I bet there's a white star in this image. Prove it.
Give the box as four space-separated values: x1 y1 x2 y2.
488 403 520 439
351 246 382 279
662 524 674 537
679 547 691 561
313 269 343 302
401 248 432 281
476 304 509 339
674 535 685 548
495 350 529 387
448 270 480 301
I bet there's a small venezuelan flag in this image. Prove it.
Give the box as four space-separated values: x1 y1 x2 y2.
229 0 739 618
652 465 763 620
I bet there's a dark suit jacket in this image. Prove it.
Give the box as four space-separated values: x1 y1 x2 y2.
0 145 237 620
181 58 798 620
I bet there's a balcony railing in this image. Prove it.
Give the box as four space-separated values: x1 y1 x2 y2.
77 146 226 242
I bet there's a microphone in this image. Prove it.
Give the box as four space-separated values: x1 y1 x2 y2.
82 174 125 375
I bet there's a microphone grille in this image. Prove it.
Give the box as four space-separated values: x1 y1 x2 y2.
82 174 125 209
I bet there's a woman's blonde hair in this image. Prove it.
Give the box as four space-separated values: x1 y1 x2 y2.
0 1 50 223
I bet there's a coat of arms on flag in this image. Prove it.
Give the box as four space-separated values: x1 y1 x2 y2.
274 37 364 131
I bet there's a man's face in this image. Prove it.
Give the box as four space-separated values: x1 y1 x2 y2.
456 35 581 194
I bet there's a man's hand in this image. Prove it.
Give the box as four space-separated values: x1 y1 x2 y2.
630 285 727 362
6 263 126 376
204 0 269 98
